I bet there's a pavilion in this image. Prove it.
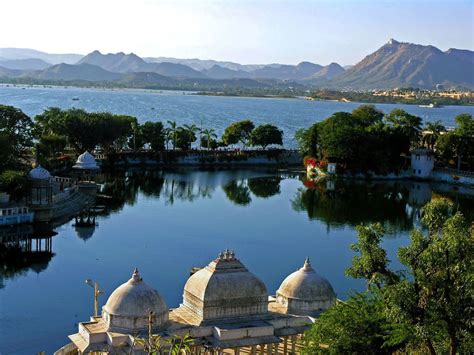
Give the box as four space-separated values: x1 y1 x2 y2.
55 251 336 354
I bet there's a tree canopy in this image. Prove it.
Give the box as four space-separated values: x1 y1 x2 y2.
304 199 473 354
222 120 255 147
249 124 283 148
0 105 34 170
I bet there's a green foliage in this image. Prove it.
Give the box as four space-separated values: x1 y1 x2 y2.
140 121 165 151
0 105 34 170
176 126 197 150
34 107 135 153
346 199 473 354
302 293 398 354
295 123 319 157
200 128 218 149
249 124 283 148
351 104 384 126
222 120 255 147
36 134 67 162
0 170 29 201
436 113 474 170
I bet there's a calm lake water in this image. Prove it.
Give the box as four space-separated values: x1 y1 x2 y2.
1 87 474 353
1 169 473 354
1 85 473 147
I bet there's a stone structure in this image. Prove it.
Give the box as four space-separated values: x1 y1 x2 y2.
73 151 100 171
411 148 434 179
182 249 268 324
276 258 336 316
102 269 168 333
56 252 337 355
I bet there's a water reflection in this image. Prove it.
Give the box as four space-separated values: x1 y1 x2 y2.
0 224 56 288
96 169 284 210
292 177 474 233
1 169 473 287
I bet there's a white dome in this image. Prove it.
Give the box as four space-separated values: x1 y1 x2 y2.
28 165 51 180
182 250 268 323
73 151 99 170
276 258 336 315
102 269 168 332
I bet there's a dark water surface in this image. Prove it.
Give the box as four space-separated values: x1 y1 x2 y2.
1 169 473 354
1 85 473 147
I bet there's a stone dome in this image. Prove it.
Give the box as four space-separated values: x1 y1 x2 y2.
28 165 51 180
102 269 168 332
276 258 336 316
182 250 268 323
73 151 99 170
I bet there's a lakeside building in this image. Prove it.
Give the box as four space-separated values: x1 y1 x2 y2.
55 252 336 354
27 153 99 222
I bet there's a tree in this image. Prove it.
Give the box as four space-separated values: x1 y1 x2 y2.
249 124 283 149
436 113 474 170
175 127 197 150
302 293 399 354
0 105 34 170
384 109 422 151
346 199 473 354
222 120 254 148
200 128 217 150
295 123 319 157
352 104 384 126
167 120 179 150
140 121 165 151
422 120 445 149
182 124 200 149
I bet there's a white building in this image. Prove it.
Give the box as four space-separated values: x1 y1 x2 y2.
411 148 434 179
56 251 337 354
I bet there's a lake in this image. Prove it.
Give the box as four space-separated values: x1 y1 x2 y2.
1 168 473 354
1 85 473 147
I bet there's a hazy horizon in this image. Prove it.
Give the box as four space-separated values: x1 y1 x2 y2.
1 0 473 65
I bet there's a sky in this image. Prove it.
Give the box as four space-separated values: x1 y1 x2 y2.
0 0 473 65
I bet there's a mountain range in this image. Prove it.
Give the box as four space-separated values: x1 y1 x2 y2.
0 40 472 90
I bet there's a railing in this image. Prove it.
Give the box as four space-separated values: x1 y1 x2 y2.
434 167 474 178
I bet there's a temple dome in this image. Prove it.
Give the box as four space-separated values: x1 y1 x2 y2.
28 165 51 180
73 151 99 170
276 258 336 316
182 250 268 323
102 269 168 332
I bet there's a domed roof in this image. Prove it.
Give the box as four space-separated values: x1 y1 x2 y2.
103 269 168 318
28 165 51 180
277 258 335 301
184 250 267 302
73 151 99 170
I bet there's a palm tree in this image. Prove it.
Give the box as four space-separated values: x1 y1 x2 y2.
423 120 446 150
201 128 217 150
183 124 200 149
167 120 178 150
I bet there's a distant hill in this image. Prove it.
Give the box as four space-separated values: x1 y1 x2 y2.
78 50 207 78
1 41 472 90
31 63 122 81
252 62 323 80
332 39 474 89
0 48 82 64
202 64 253 79
0 58 50 70
309 63 345 81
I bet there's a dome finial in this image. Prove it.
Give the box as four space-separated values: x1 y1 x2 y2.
302 257 312 271
132 268 142 283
